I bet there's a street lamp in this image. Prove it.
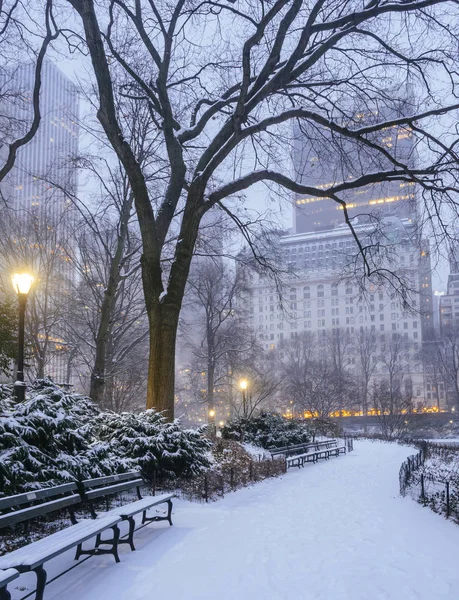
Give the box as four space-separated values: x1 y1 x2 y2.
11 272 34 402
240 379 248 418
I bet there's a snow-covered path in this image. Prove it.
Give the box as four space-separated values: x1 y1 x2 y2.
10 441 459 600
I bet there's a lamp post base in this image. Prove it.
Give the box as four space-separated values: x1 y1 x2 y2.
14 381 27 402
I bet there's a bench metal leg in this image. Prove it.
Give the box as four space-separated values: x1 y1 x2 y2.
0 588 11 600
75 543 83 561
34 566 47 600
142 500 174 527
112 524 121 563
74 525 121 563
127 517 136 551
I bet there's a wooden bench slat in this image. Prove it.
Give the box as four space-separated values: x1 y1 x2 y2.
85 479 144 501
0 495 81 529
0 515 121 571
100 494 174 519
0 483 78 511
81 472 142 489
270 439 338 457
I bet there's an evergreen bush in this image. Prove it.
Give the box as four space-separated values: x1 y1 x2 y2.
91 410 212 480
221 412 311 448
0 380 211 496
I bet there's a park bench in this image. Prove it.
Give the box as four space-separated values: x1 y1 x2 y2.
80 471 174 552
0 569 19 600
0 483 122 600
285 440 346 469
269 439 340 460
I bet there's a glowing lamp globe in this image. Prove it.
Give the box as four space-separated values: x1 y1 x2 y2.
12 273 34 295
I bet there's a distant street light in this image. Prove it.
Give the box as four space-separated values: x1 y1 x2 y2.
11 272 34 402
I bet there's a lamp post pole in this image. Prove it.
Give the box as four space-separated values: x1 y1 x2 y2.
240 379 248 419
12 273 34 402
15 293 28 400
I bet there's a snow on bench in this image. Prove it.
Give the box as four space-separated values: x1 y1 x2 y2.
0 483 123 600
269 439 340 459
286 444 346 469
0 569 19 600
0 475 176 599
102 493 174 520
0 516 121 571
82 473 174 551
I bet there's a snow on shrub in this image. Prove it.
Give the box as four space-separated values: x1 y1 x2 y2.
0 379 121 495
0 379 211 496
221 412 311 449
90 410 212 480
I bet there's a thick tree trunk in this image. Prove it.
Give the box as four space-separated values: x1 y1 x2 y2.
146 302 180 418
144 193 204 418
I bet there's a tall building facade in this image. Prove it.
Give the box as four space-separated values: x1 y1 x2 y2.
0 61 79 384
293 103 417 234
245 218 433 407
243 98 438 412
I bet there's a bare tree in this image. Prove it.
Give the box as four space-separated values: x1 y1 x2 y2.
421 341 448 410
435 327 459 412
283 331 355 418
378 333 413 412
326 329 356 413
183 256 251 425
371 379 414 440
61 0 459 418
356 329 379 419
231 359 283 422
66 214 148 407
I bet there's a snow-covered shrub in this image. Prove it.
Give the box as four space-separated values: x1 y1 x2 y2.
0 380 212 496
90 410 212 480
0 379 122 495
221 413 311 448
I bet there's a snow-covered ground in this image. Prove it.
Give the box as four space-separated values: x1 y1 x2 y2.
9 441 459 600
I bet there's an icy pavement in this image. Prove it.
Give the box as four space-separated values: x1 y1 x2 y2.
9 440 459 600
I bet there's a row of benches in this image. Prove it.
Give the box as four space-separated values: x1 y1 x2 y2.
286 442 346 468
268 439 346 469
269 438 340 459
0 472 174 600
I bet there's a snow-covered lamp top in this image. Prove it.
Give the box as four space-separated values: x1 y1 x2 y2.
12 273 34 295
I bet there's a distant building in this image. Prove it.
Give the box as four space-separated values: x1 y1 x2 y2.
241 93 439 411
0 61 79 384
293 102 418 234
433 291 445 336
1 61 79 210
439 275 459 333
244 217 433 407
